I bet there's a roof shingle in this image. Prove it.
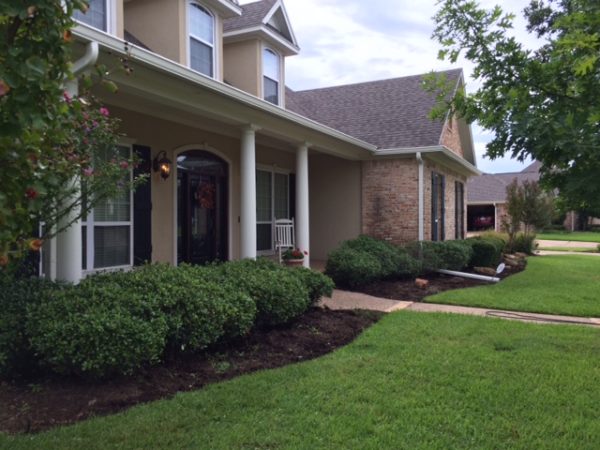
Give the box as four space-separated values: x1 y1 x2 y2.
223 0 276 33
286 69 463 149
467 163 541 203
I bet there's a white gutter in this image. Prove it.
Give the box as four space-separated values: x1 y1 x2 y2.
416 152 424 241
72 25 373 153
65 41 99 96
374 145 481 176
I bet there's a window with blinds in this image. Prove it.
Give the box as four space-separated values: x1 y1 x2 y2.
74 0 108 32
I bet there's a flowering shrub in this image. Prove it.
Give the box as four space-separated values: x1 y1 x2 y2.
282 248 307 260
0 2 141 268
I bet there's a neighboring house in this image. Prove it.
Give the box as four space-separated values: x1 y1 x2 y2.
43 0 479 282
467 161 542 232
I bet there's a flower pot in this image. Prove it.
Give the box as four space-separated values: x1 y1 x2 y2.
284 258 304 267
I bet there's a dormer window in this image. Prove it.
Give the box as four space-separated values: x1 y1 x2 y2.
263 48 281 105
74 0 108 32
189 2 215 77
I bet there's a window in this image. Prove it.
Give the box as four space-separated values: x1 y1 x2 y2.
263 48 281 105
82 145 133 271
189 2 215 77
256 169 290 252
455 181 465 239
431 172 446 241
74 0 108 32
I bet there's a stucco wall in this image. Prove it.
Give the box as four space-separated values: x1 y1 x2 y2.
223 40 261 97
310 154 362 260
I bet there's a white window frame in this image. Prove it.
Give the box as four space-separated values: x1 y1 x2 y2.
82 144 134 274
262 45 283 106
73 0 117 35
187 1 217 78
256 165 290 255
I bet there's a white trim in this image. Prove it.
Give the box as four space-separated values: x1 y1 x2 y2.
73 0 116 35
172 144 234 266
187 1 217 79
223 25 300 55
374 145 481 176
82 144 134 273
261 45 283 106
73 25 375 154
262 0 299 48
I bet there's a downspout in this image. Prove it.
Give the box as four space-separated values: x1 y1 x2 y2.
416 152 424 241
493 202 498 232
53 41 99 283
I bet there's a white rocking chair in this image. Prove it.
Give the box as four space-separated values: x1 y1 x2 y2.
274 218 295 263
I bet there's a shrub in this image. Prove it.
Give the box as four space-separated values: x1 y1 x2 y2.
437 241 473 271
290 267 335 304
325 247 382 289
467 239 501 268
213 260 310 326
345 235 406 279
511 233 537 254
405 241 444 273
27 283 168 378
0 275 58 378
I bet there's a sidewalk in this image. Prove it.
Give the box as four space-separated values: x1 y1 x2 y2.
320 289 600 327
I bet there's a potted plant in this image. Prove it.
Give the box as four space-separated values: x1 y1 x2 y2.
282 248 307 267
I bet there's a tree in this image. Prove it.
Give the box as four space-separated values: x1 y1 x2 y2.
426 0 600 212
502 179 554 249
0 2 139 268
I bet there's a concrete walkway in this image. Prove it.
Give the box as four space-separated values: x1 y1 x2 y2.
537 239 599 249
320 289 600 327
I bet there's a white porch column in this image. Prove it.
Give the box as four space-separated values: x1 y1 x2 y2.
296 143 310 268
240 125 258 260
56 80 82 283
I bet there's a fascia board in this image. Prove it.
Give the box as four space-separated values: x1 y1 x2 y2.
374 146 481 176
72 24 374 153
223 26 300 55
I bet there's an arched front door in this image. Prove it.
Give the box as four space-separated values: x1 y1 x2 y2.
177 150 228 265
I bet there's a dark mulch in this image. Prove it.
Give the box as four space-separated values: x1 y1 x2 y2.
0 308 382 435
358 265 525 302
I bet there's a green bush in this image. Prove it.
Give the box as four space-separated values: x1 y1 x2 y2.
325 247 382 289
405 241 444 273
290 267 335 304
437 241 473 271
511 233 537 254
28 283 168 377
214 260 310 326
467 239 501 268
0 275 58 378
345 236 404 279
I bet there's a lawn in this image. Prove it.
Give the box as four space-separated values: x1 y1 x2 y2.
2 312 600 450
426 255 600 317
537 231 600 243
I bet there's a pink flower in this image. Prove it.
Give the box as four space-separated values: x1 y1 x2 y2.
63 91 72 103
119 161 129 170
99 107 110 117
83 167 94 177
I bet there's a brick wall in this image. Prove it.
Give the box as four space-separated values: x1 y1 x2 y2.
440 117 464 158
361 158 419 244
496 203 508 232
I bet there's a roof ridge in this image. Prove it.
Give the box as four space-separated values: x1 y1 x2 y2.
293 69 462 94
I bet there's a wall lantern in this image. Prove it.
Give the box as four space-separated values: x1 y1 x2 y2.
153 151 172 180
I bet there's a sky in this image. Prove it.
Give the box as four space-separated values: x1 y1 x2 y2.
240 0 541 174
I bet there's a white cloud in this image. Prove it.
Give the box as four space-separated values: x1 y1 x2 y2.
240 0 541 173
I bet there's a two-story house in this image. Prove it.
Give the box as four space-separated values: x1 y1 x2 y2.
45 0 479 282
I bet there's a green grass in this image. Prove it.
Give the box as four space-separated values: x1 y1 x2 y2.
538 246 599 253
537 231 600 243
427 255 600 317
2 312 600 450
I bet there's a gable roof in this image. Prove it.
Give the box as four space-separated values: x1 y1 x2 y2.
223 0 299 52
467 162 541 203
286 69 463 150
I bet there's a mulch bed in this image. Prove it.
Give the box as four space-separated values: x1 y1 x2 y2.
357 265 525 302
0 308 382 435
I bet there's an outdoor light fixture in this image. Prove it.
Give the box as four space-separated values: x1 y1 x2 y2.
153 151 172 180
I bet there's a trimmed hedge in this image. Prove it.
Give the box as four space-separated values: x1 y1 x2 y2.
467 239 500 268
326 236 420 289
1 260 333 379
